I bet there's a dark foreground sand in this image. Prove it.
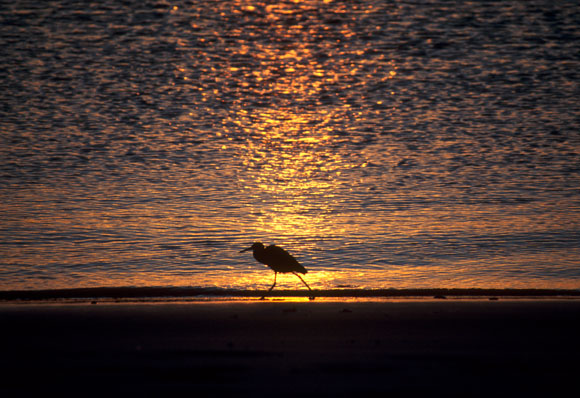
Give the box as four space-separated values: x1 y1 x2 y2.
2 299 579 397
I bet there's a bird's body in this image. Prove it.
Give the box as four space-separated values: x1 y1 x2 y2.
252 243 307 274
240 242 314 299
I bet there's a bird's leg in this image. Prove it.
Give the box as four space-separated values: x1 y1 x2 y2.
261 272 277 300
293 272 315 300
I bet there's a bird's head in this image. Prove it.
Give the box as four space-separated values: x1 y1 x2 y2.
239 242 264 253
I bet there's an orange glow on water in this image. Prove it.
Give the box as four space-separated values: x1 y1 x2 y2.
232 108 351 240
214 1 397 249
2 0 579 292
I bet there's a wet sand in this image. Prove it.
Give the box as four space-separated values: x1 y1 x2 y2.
1 300 579 397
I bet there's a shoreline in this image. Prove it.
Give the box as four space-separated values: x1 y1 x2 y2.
1 286 579 303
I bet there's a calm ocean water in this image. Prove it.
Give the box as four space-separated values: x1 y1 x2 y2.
1 0 579 292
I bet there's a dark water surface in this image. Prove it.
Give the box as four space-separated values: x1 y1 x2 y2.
1 0 579 291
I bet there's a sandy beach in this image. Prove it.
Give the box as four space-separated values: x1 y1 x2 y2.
1 299 579 397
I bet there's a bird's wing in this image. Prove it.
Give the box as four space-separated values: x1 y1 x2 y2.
265 245 307 274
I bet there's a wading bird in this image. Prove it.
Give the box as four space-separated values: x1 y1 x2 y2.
240 242 314 300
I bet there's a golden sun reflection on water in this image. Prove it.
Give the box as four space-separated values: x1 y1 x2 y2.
232 108 356 239
217 0 397 246
214 1 400 289
223 267 338 291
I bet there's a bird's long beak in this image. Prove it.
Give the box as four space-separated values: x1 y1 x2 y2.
239 247 252 253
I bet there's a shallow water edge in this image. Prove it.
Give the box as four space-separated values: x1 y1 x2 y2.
1 286 579 303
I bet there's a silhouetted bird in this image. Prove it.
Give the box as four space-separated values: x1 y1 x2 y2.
240 242 314 299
